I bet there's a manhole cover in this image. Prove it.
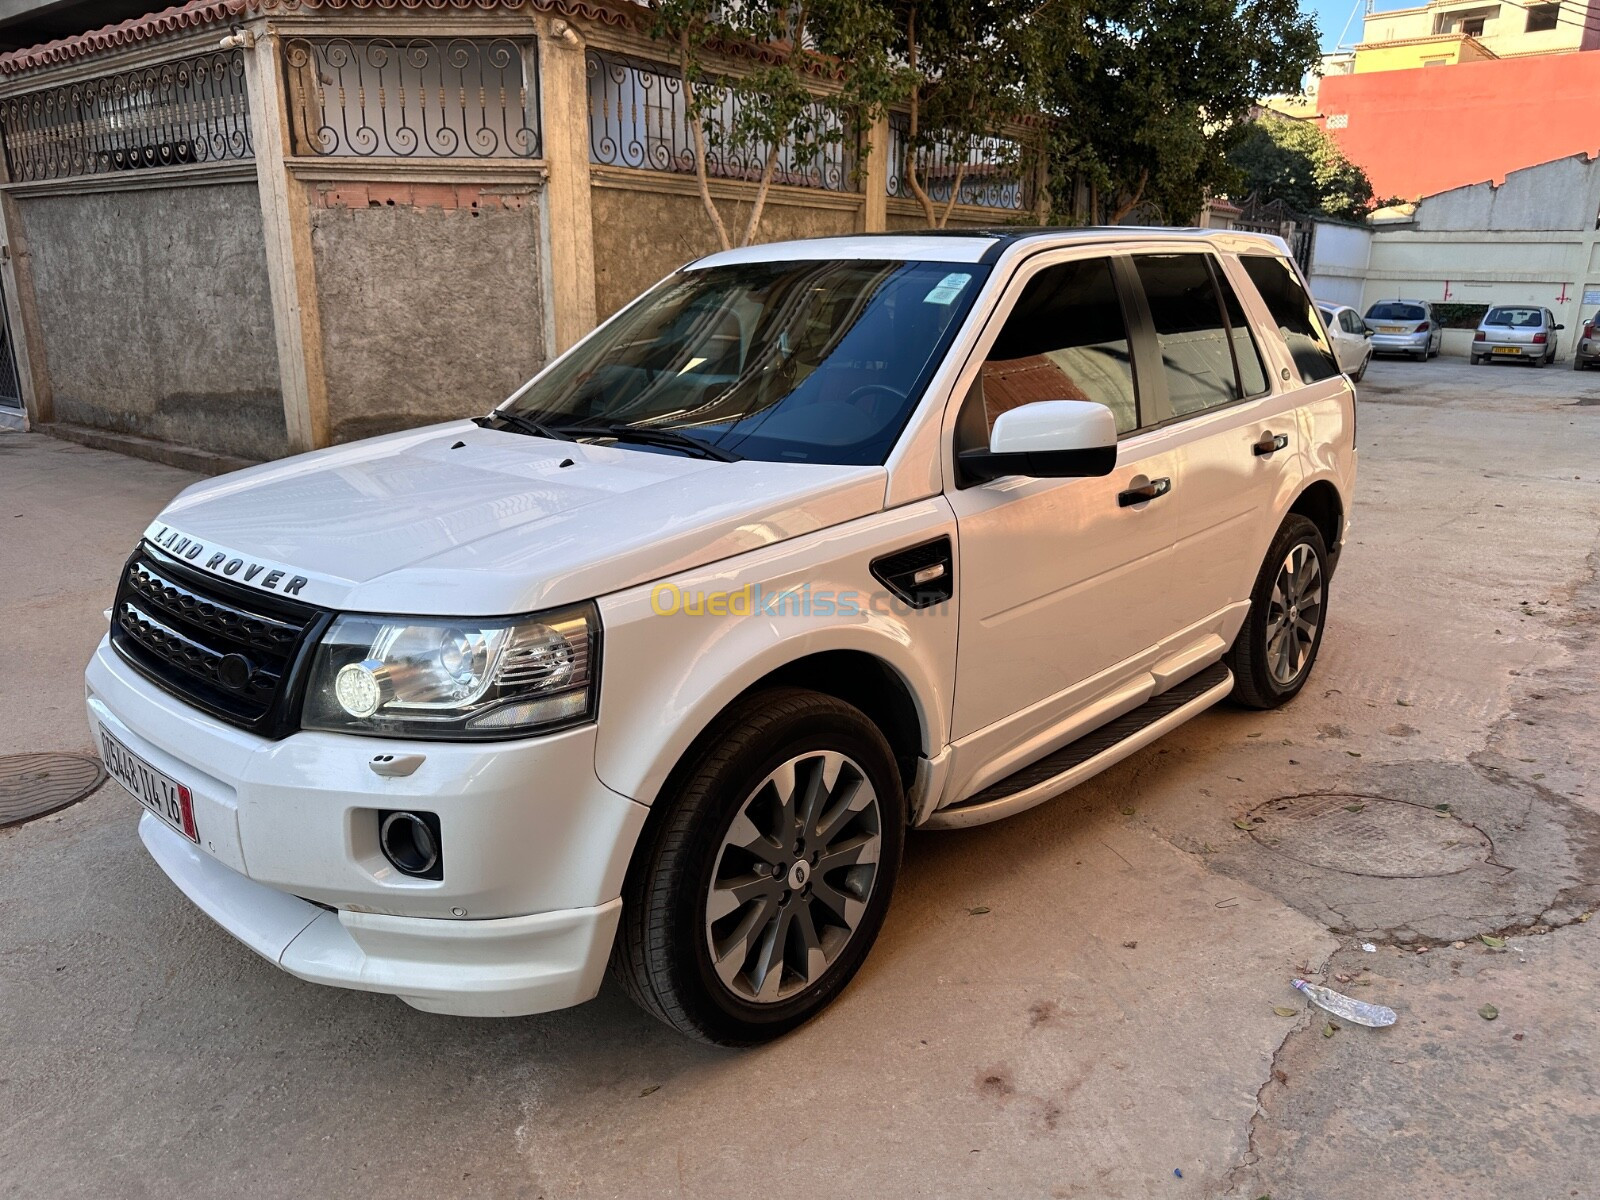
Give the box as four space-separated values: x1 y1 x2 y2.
1246 793 1491 878
0 753 107 827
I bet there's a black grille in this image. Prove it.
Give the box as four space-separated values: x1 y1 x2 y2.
110 546 328 737
871 537 954 608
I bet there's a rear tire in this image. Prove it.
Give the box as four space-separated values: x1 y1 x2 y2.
1226 515 1329 711
612 687 905 1045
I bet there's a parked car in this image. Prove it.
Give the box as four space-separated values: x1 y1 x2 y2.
1318 303 1374 380
1363 299 1442 361
86 229 1356 1045
1471 305 1562 366
1576 315 1600 370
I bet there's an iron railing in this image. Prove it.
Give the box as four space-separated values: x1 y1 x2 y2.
284 37 540 158
586 50 853 191
886 112 1028 211
0 50 252 183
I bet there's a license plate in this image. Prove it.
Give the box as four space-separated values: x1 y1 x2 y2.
1379 326 1404 334
100 725 198 842
1492 346 1521 355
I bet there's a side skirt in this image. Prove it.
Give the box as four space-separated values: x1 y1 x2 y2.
922 662 1234 830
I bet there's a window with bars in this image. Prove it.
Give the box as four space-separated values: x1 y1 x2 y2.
585 49 854 191
0 50 252 183
283 37 541 159
885 113 1029 211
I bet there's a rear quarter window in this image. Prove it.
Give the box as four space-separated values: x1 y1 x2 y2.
1239 256 1342 384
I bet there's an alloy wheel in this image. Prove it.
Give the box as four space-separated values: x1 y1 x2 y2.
1266 542 1324 686
705 750 883 1004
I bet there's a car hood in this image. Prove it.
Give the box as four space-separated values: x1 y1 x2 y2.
144 422 888 615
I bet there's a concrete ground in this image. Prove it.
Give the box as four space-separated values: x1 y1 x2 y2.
2 355 1597 1199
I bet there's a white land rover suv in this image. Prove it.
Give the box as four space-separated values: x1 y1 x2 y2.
86 229 1355 1045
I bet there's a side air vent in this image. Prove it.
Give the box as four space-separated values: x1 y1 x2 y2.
870 536 954 609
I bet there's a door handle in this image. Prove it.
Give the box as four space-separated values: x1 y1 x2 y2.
1118 477 1171 507
1254 432 1289 457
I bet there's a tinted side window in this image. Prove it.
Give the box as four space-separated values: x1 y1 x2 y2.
1241 255 1342 384
1214 265 1270 397
1132 253 1240 417
976 256 1139 435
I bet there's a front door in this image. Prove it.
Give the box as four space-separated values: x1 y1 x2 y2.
945 251 1178 743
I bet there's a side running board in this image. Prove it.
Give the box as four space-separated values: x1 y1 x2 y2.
925 662 1234 830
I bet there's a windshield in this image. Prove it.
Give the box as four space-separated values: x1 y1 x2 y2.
1366 302 1425 321
500 259 988 465
1485 306 1542 327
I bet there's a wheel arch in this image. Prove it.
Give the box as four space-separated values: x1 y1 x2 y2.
1287 478 1345 573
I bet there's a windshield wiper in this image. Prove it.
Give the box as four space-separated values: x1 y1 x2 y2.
557 420 741 462
474 410 573 442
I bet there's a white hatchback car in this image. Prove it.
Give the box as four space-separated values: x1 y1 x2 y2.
1317 302 1374 381
87 229 1357 1044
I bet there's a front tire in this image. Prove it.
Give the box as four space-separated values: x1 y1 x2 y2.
612 687 905 1045
1225 515 1330 710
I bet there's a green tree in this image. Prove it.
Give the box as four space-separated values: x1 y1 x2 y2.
888 0 1054 227
1228 112 1376 220
1045 0 1322 223
649 0 905 249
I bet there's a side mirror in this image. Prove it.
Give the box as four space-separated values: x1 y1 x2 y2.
958 400 1118 483
1362 328 1373 338
1555 323 1566 331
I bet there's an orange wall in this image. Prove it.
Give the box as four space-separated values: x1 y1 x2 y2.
1319 52 1600 200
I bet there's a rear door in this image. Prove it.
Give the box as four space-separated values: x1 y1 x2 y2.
1114 250 1311 639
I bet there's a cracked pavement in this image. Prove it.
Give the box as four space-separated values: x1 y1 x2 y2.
2 354 1598 1198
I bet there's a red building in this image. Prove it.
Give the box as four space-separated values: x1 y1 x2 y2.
1318 51 1600 200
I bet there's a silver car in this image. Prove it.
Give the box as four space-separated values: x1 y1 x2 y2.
1472 305 1562 367
1364 300 1441 361
1572 315 1598 371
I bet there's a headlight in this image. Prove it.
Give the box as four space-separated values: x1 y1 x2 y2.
301 603 599 739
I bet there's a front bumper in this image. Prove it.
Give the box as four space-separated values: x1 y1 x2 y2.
1369 331 1430 354
88 636 648 1016
141 812 621 1015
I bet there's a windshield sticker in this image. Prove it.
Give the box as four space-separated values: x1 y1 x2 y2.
923 273 972 306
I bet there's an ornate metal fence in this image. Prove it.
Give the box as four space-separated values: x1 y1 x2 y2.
585 49 853 192
886 112 1028 211
0 50 252 183
284 37 540 158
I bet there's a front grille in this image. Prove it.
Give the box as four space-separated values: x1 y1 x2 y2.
110 546 328 737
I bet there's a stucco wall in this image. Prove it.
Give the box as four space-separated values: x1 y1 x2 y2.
1319 52 1600 201
590 178 862 317
885 202 1021 232
1307 220 1373 308
1415 156 1596 232
19 182 287 460
309 182 548 444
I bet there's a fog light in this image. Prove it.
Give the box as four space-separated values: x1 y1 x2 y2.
378 810 442 880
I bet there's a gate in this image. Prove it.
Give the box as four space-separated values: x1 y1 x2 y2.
0 274 22 411
1233 194 1314 272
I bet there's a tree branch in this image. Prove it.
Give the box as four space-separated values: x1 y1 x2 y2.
1110 168 1149 224
681 27 731 252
